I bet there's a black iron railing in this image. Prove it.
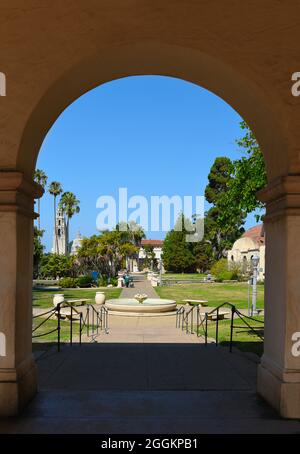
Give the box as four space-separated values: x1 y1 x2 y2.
32 302 109 352
175 301 264 352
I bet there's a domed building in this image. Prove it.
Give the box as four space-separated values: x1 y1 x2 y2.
227 224 265 281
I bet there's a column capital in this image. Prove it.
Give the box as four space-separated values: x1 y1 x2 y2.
257 175 300 221
0 171 43 218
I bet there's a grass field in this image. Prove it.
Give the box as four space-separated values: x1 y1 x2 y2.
163 273 206 280
32 315 78 343
201 315 264 356
32 287 122 309
156 282 264 310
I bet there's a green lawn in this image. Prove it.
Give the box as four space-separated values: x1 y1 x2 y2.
201 315 264 356
156 282 264 310
32 287 122 309
32 316 78 343
163 273 205 280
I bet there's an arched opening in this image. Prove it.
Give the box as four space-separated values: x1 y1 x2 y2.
1 42 299 423
28 72 268 414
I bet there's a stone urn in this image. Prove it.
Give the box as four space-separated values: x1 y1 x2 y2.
53 294 64 308
95 291 106 305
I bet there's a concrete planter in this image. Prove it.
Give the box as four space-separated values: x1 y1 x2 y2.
95 291 106 305
53 294 65 307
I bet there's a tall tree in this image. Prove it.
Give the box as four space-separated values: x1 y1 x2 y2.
218 121 267 226
34 169 48 229
59 191 80 254
205 157 233 204
48 181 63 254
162 214 197 273
204 157 245 261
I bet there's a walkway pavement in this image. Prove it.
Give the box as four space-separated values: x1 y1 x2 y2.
1 311 300 434
120 277 159 298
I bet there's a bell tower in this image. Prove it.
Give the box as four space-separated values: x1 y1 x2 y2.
52 208 67 255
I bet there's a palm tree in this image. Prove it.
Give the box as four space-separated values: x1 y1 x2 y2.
34 169 48 229
48 181 63 254
59 191 80 254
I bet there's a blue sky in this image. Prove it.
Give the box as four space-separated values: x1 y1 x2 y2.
37 75 261 251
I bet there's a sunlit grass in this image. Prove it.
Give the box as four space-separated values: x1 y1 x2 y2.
156 282 264 310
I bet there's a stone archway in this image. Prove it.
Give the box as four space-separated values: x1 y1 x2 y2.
1 1 300 419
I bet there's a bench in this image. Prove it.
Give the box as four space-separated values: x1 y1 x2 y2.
182 299 208 307
206 311 229 321
54 298 92 320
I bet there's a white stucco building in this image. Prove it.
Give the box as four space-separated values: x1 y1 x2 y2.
52 208 67 255
125 239 164 272
227 224 265 281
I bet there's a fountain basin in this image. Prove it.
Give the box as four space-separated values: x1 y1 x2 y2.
105 298 177 316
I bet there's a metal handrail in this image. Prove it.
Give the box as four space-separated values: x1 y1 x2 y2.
201 302 264 352
176 306 185 328
32 301 109 351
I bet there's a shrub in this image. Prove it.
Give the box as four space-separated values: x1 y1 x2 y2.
110 276 118 287
98 275 118 287
98 275 108 287
211 259 238 282
59 277 78 288
77 275 94 288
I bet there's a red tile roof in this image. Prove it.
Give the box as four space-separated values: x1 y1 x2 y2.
141 239 164 246
242 224 265 245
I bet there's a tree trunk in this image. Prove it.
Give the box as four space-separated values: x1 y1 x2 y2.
38 198 41 230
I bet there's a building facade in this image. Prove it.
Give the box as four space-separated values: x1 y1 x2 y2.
52 208 67 255
227 225 265 281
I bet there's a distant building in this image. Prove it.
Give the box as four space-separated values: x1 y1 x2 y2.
227 224 265 281
52 208 67 255
138 239 164 272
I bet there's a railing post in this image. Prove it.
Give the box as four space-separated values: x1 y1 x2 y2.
216 308 219 347
79 313 82 346
196 305 199 337
57 303 61 352
87 306 90 337
92 306 95 335
70 305 73 347
191 305 194 334
205 312 208 346
105 308 109 332
230 306 235 353
186 309 189 334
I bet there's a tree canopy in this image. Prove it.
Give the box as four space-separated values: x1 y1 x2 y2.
162 214 197 273
217 121 267 226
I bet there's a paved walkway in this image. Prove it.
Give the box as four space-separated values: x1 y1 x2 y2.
120 277 159 298
1 311 300 434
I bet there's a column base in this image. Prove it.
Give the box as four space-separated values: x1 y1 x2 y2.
0 356 37 416
258 362 300 419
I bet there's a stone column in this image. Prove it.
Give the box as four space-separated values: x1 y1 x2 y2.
0 171 42 416
257 176 300 418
